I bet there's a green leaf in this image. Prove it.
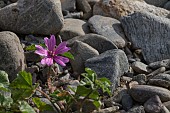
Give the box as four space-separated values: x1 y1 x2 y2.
11 89 35 101
10 71 33 89
0 71 9 85
95 78 111 96
25 44 36 51
76 86 91 97
0 94 13 108
93 100 101 109
0 83 10 92
89 91 99 100
32 97 53 112
18 101 36 113
10 71 36 101
62 52 74 60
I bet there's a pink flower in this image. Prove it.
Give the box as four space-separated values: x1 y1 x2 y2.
35 35 70 66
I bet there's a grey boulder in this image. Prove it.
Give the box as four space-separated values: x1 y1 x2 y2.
70 41 99 76
0 31 25 81
59 18 90 41
88 15 126 48
0 0 64 35
67 33 117 54
121 11 170 63
85 49 129 91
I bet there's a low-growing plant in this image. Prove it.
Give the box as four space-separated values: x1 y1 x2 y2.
0 71 54 113
50 68 111 113
0 35 112 113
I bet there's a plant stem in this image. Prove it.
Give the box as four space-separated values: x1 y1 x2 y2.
47 66 54 93
36 88 62 113
36 88 51 100
78 90 94 113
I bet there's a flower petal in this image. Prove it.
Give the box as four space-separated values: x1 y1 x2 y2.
41 58 47 65
54 56 69 66
41 57 53 66
35 45 47 56
44 35 56 51
46 57 54 66
55 42 70 54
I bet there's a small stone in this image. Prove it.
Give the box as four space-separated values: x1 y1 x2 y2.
93 106 119 113
148 59 170 70
147 67 166 79
25 65 39 74
121 76 132 83
128 81 139 89
127 105 145 113
129 85 170 103
131 61 150 74
121 94 133 111
133 74 147 85
60 0 76 11
144 95 163 113
76 0 92 19
148 73 170 88
112 86 128 103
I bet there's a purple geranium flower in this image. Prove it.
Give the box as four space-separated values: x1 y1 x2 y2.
35 35 70 66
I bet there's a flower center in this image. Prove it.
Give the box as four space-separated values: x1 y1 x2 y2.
48 50 55 57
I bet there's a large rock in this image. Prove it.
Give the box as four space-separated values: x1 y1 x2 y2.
0 31 25 81
88 15 126 48
93 0 170 20
67 33 117 54
129 85 170 103
121 11 170 64
59 18 90 41
85 49 129 91
70 41 99 76
0 0 64 35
